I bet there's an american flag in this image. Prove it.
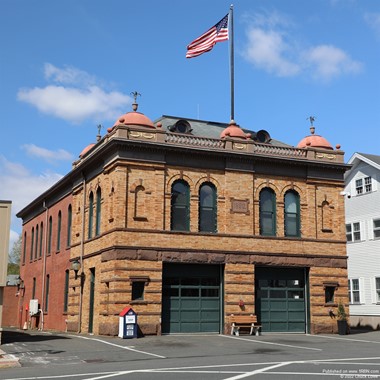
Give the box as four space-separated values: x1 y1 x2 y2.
186 13 229 59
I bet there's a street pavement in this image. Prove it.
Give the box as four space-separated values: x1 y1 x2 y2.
0 328 380 379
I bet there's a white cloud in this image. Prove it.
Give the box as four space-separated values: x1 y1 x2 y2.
21 144 74 163
44 63 97 86
245 27 300 77
18 64 132 124
242 11 363 82
0 155 63 235
303 45 362 82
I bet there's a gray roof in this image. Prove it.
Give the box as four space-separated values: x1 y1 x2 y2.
154 115 291 148
357 153 380 166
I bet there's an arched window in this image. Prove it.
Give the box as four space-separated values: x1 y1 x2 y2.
22 232 27 264
284 190 300 237
32 277 36 299
39 222 43 258
88 192 94 239
57 211 62 251
44 274 50 312
35 224 39 259
48 216 52 254
134 185 146 220
322 200 332 231
259 188 276 236
64 270 69 313
30 227 34 261
67 205 72 247
95 187 101 236
171 180 190 231
199 182 217 233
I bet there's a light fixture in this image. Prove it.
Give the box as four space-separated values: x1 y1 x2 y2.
71 259 81 279
16 276 24 291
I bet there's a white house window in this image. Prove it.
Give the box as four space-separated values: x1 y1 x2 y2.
365 177 372 192
346 222 361 242
349 279 360 304
346 224 352 242
373 219 380 239
355 176 372 195
376 278 380 303
356 179 363 194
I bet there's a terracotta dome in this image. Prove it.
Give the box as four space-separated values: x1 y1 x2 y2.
112 111 155 129
220 120 251 140
297 126 333 150
79 143 95 158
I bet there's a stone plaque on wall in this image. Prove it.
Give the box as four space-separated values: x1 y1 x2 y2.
230 198 250 215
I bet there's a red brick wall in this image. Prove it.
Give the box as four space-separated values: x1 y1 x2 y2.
19 194 72 331
2 286 21 328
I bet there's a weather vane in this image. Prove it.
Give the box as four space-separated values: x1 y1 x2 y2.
130 91 141 103
96 124 103 141
130 91 141 111
307 116 316 126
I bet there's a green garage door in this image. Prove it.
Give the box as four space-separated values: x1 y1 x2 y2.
162 264 221 334
255 267 307 333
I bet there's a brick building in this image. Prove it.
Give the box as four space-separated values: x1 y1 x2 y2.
0 200 12 344
16 105 350 336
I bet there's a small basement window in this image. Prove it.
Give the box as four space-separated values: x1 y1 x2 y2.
132 282 145 301
323 282 339 304
130 276 149 302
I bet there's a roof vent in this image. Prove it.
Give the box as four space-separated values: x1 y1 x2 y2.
168 119 192 134
253 130 271 143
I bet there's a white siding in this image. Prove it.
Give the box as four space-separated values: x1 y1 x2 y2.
345 158 380 317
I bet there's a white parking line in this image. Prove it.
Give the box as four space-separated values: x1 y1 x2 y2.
68 335 166 359
309 334 380 345
4 356 380 380
223 362 292 380
221 334 323 351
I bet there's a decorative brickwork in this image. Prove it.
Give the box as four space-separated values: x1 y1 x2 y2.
16 115 349 336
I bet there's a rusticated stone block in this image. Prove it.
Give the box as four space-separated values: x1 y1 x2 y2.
311 322 335 334
139 323 159 336
138 249 158 261
208 254 226 264
228 254 250 264
181 252 209 263
99 322 119 336
101 249 138 262
66 321 79 332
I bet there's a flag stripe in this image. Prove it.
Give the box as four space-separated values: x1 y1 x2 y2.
186 13 229 58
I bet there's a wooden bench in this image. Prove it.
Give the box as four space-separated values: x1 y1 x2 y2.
230 314 262 336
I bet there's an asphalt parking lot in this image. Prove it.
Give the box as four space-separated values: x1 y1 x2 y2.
1 328 380 379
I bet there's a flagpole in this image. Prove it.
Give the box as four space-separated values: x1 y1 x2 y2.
229 4 234 121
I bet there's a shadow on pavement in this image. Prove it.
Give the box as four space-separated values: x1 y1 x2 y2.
2 329 71 344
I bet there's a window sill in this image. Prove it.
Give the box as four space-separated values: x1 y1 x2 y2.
130 300 148 305
134 217 148 222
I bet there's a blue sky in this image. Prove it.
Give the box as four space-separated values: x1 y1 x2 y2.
1 0 380 248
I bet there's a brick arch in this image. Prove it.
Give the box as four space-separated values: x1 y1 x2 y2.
130 179 145 193
280 184 304 199
87 182 94 197
94 181 102 194
194 176 222 198
166 173 194 194
254 181 280 199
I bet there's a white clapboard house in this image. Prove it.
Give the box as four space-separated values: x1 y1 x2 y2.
344 153 380 330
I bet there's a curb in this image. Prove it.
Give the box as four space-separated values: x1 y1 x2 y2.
0 349 20 369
